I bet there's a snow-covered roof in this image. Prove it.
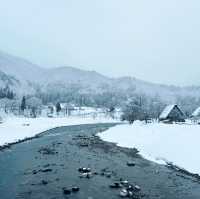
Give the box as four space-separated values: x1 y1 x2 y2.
192 107 200 117
60 103 66 109
60 103 74 109
159 104 177 119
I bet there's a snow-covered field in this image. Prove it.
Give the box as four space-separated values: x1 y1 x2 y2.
99 122 200 175
0 116 117 146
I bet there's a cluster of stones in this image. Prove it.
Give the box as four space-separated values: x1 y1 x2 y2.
110 179 141 198
78 167 93 179
62 187 80 195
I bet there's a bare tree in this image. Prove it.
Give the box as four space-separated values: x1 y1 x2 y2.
26 97 42 118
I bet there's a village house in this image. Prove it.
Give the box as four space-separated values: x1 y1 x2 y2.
159 104 185 123
191 107 200 123
191 107 200 119
60 103 75 116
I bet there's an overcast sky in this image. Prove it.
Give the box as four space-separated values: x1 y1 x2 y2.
0 0 200 85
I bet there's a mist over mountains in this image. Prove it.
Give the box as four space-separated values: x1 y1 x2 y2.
0 50 200 104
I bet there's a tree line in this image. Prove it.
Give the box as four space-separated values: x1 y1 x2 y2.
1 85 200 121
0 86 15 99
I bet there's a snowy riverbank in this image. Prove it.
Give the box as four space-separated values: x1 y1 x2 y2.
0 116 117 146
99 122 200 175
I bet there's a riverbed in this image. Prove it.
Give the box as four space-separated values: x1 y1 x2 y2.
0 123 200 199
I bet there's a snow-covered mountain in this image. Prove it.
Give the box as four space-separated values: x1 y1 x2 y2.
42 66 111 90
0 70 20 89
0 51 111 91
0 50 200 102
0 51 45 83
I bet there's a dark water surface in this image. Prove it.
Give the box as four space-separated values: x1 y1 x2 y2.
0 123 200 199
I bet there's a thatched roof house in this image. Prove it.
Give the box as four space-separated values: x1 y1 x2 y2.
191 107 200 118
159 104 185 122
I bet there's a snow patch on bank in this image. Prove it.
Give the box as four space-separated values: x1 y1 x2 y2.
0 116 117 146
99 122 200 175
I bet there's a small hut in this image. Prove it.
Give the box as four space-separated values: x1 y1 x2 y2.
45 104 56 117
159 104 185 122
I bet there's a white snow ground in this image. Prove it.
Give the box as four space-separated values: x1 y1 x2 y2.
0 116 116 146
99 122 200 175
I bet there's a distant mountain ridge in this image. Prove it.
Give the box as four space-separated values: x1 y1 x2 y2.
0 51 45 82
0 50 200 102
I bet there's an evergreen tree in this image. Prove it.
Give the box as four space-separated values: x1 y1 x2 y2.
0 86 15 99
56 102 61 113
21 96 26 112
